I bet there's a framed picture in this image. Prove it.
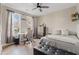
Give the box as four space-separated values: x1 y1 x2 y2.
72 12 79 22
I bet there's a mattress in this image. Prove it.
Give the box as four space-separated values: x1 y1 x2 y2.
46 35 79 44
41 35 79 54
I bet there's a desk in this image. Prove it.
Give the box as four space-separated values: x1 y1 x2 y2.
13 37 19 45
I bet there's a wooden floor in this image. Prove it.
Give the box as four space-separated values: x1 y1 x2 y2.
2 44 33 55
2 39 40 55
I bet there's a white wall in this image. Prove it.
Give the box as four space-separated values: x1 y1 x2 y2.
1 5 8 45
38 6 78 34
21 15 33 33
0 3 1 42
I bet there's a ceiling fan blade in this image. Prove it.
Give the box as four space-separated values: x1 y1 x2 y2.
40 6 49 8
32 7 37 10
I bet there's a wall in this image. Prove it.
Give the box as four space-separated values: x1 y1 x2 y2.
0 3 2 54
1 5 8 45
21 15 33 33
38 6 78 34
0 3 1 42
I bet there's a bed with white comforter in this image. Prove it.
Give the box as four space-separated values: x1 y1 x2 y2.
41 35 79 54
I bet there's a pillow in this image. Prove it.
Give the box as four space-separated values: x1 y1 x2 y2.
68 31 76 36
61 29 68 36
53 30 61 35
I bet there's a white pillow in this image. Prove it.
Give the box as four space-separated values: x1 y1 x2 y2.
61 29 68 36
53 30 61 35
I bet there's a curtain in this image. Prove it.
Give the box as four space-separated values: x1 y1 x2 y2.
6 11 13 43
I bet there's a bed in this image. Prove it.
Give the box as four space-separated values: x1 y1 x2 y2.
41 35 79 54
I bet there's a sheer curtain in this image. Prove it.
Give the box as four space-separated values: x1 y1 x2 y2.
12 13 21 38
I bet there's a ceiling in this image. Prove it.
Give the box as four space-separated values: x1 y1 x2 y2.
3 3 77 16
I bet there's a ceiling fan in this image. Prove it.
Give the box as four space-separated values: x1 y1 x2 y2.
32 3 49 12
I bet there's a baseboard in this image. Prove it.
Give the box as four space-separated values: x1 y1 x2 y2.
2 42 14 49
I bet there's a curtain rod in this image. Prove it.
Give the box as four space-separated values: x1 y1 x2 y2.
6 9 26 15
6 9 32 17
7 9 15 13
